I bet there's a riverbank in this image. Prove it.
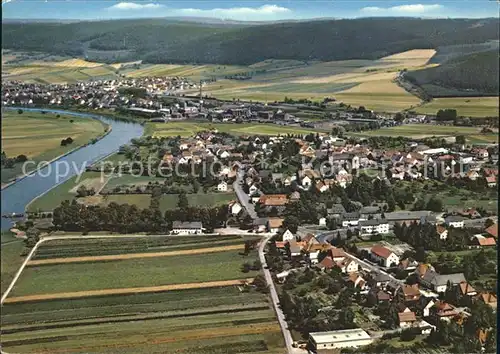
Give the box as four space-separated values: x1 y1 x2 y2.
1 108 144 231
1 108 113 189
1 124 112 191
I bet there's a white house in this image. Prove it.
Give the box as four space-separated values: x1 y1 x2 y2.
398 311 417 328
228 201 242 216
358 219 389 235
217 181 228 192
309 329 373 351
436 225 448 240
282 229 295 242
445 216 465 228
337 257 359 274
423 299 436 317
318 217 327 227
370 245 400 268
171 221 203 235
249 184 259 195
301 175 312 188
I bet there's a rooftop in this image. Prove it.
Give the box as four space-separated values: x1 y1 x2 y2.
309 328 371 345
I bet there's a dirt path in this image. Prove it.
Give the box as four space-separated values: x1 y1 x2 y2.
27 244 244 266
3 278 254 303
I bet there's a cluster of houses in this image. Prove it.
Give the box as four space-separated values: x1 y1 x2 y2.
2 78 199 114
274 229 497 351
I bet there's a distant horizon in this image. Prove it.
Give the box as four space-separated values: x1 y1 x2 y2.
2 1 498 21
3 15 498 23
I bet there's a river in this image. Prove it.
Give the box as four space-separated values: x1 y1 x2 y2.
1 108 144 231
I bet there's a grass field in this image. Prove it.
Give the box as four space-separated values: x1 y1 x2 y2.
1 233 25 295
26 172 104 212
1 236 283 352
352 123 498 143
1 112 107 183
26 170 235 212
104 192 235 211
414 97 499 117
144 121 321 137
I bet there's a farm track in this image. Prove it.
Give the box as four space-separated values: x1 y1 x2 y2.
3 278 254 303
27 244 244 266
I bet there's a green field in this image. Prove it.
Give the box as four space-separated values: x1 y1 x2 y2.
1 236 283 353
352 123 498 143
1 111 107 183
31 235 253 260
1 232 25 295
105 192 235 211
12 249 255 296
145 121 321 138
26 170 235 212
414 97 499 117
26 172 104 212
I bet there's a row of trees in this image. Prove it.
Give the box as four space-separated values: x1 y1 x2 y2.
52 199 228 233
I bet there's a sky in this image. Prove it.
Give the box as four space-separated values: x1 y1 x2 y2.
2 0 499 21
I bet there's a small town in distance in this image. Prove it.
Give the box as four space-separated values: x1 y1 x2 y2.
0 2 498 354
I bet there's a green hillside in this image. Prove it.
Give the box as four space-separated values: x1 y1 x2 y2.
2 18 498 65
405 50 499 97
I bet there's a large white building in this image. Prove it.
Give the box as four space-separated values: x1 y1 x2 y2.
309 328 373 351
171 221 203 235
358 219 389 235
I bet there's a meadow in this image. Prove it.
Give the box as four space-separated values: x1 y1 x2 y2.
1 236 283 353
144 121 322 138
104 192 236 211
414 97 499 117
1 232 25 295
1 111 107 183
26 170 236 212
352 123 498 143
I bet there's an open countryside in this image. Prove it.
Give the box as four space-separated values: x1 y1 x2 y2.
1 235 284 353
1 11 499 354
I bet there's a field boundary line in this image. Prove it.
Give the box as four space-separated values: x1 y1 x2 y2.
27 244 244 265
3 278 254 303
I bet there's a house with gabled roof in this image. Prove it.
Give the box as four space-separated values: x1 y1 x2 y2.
398 311 417 328
485 223 498 239
457 281 477 297
370 245 399 268
475 292 497 310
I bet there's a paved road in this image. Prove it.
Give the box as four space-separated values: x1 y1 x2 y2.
233 170 257 220
258 234 297 354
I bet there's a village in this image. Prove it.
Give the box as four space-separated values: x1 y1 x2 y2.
138 129 498 352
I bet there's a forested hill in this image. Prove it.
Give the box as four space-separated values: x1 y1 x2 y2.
2 17 498 65
405 50 499 97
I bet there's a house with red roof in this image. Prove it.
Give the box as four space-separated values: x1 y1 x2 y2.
370 245 400 268
485 224 498 239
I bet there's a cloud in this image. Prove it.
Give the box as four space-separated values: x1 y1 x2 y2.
2 0 14 5
361 4 443 15
177 4 291 18
108 2 165 11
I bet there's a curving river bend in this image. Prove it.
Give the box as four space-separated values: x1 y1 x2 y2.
1 108 144 230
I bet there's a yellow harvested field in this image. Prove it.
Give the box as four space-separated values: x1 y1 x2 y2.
3 278 254 303
27 244 245 265
381 49 436 61
293 71 396 84
51 58 102 68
